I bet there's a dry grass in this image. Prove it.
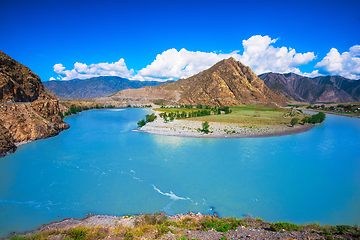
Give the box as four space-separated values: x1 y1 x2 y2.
178 105 307 126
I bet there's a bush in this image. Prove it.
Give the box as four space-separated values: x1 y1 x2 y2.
137 119 146 127
145 113 157 123
270 222 301 232
291 118 299 126
202 121 210 134
201 217 242 232
302 112 326 124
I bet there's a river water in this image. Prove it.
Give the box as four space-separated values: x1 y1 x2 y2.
0 108 359 236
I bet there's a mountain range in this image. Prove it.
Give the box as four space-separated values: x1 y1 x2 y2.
45 62 360 104
259 72 360 103
43 77 173 99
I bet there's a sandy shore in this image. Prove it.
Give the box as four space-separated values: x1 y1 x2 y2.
136 117 314 139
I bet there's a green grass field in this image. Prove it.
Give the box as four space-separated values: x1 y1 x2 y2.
155 105 307 126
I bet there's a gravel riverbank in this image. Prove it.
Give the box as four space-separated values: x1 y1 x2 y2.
136 117 314 139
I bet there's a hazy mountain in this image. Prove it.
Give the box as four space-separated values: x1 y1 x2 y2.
111 58 287 106
259 72 360 103
43 76 173 99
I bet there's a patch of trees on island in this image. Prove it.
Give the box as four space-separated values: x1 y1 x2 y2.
159 105 231 123
291 112 326 127
137 105 232 128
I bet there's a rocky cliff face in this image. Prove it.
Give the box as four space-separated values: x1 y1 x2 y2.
0 50 51 102
259 72 360 103
0 51 69 157
112 58 287 106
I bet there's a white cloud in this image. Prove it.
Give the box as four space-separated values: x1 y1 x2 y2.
53 59 134 80
133 35 317 81
237 35 316 74
49 77 56 81
132 48 238 81
315 46 360 79
53 64 65 74
52 35 360 82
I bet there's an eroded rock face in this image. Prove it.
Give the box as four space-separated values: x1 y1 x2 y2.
0 51 51 103
0 101 69 156
0 51 69 157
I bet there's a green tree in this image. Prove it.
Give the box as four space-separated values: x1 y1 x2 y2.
145 113 157 123
137 119 146 127
291 118 299 126
202 121 210 134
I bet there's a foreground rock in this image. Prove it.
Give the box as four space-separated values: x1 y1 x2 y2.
0 51 69 157
8 212 352 240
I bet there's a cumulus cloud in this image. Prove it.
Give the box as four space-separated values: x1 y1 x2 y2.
238 35 316 74
132 48 238 81
49 77 56 81
133 35 317 81
315 46 360 79
53 35 360 82
51 59 134 81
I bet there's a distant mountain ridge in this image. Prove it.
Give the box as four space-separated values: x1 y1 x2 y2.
111 57 287 106
43 76 173 99
259 72 360 103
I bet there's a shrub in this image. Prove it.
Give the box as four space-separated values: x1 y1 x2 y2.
66 227 88 240
291 118 299 126
270 222 301 232
137 119 146 127
202 121 210 134
201 217 242 232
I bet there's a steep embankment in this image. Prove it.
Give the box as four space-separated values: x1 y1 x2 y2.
0 50 69 157
111 58 287 106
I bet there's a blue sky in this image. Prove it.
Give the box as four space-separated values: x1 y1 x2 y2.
1 0 359 81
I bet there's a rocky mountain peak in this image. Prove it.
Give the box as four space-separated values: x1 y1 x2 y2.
159 57 287 106
0 50 51 102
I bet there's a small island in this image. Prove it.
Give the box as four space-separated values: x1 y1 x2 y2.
136 104 325 138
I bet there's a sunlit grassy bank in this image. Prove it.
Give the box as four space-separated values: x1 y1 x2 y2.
154 104 309 126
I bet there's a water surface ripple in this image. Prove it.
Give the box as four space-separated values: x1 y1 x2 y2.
0 108 359 236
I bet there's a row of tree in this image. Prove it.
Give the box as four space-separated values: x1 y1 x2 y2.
60 104 115 118
158 106 231 122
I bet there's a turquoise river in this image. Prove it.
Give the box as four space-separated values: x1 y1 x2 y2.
0 108 359 237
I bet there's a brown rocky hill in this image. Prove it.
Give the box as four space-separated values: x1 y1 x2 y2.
259 72 360 103
111 58 287 106
0 51 69 157
0 51 51 102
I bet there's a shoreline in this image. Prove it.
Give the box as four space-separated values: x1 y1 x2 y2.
136 117 315 139
8 212 356 240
